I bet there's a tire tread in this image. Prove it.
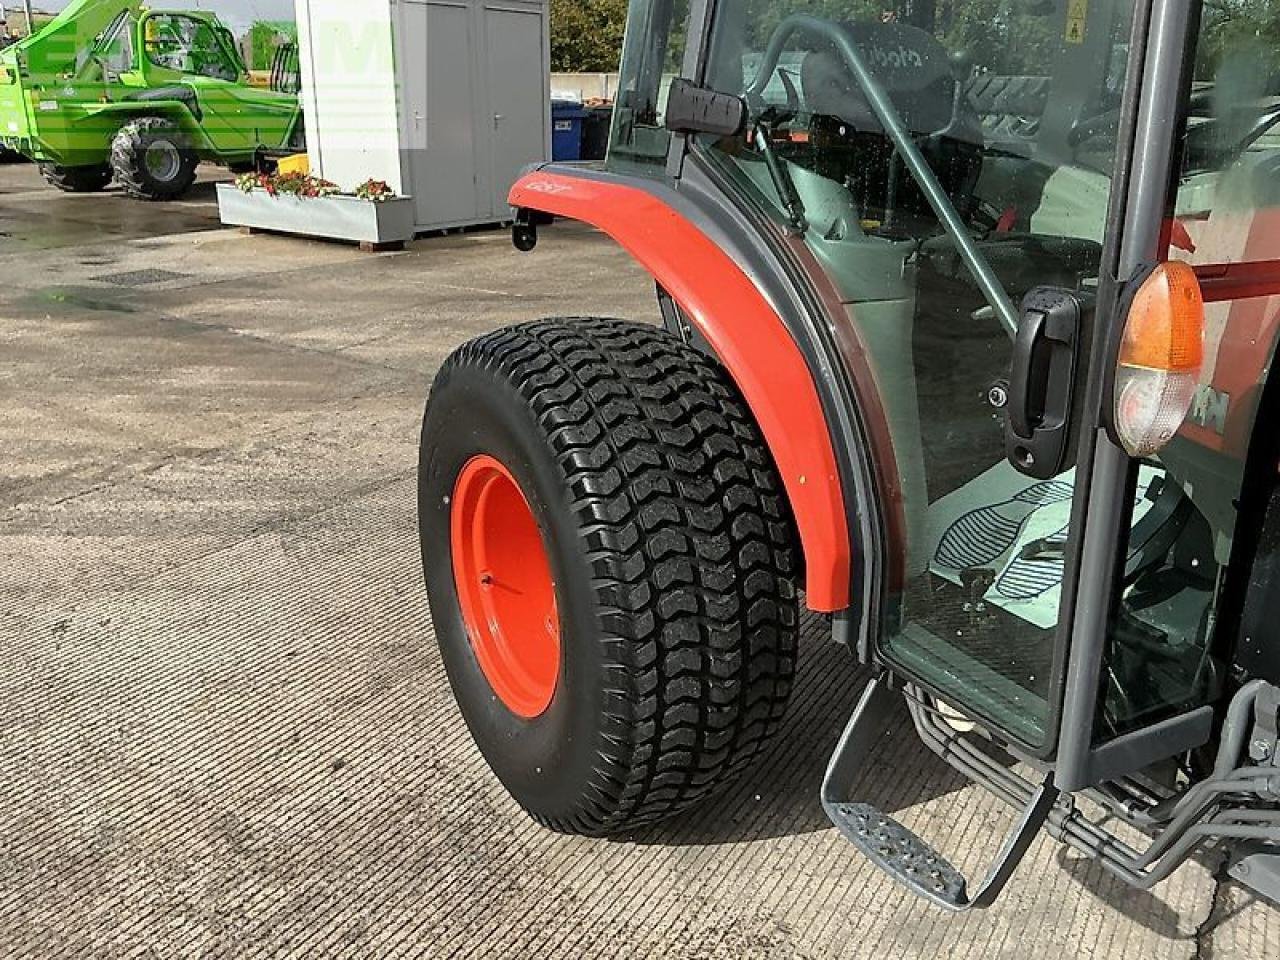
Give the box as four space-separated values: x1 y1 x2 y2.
441 319 799 834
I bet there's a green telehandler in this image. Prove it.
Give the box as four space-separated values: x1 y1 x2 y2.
0 0 302 200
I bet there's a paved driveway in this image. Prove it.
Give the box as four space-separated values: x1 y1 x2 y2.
0 163 1275 958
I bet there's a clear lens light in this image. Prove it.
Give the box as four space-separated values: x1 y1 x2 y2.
1115 366 1199 458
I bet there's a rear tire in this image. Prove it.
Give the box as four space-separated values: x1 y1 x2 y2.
39 162 112 193
419 319 800 835
110 117 198 201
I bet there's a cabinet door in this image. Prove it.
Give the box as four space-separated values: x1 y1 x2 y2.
408 1 482 226
484 4 548 217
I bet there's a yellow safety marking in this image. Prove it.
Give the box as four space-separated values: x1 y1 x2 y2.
1066 0 1089 44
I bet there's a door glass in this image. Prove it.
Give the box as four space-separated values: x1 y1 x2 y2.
607 0 691 173
698 0 1137 747
1096 0 1280 739
144 15 239 81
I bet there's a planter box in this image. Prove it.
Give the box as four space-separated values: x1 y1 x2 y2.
216 184 416 248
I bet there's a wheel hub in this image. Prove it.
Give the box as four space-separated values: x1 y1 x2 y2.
450 455 560 718
144 141 181 182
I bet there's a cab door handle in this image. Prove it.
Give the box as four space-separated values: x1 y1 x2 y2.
1005 288 1089 479
1008 307 1049 440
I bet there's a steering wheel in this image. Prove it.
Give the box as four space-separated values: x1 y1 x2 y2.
778 67 802 116
1068 89 1232 149
1185 106 1280 174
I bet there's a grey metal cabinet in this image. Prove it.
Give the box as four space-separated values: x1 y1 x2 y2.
395 0 551 231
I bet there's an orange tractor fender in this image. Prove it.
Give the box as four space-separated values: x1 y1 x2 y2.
509 169 853 612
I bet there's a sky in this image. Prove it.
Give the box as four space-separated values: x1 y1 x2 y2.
32 1 297 32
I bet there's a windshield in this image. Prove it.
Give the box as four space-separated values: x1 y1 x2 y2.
697 0 1137 747
144 14 240 82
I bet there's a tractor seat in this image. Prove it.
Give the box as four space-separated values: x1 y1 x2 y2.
800 22 966 138
124 86 202 122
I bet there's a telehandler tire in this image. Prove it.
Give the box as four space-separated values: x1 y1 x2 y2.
110 117 198 201
39 163 112 193
419 319 800 835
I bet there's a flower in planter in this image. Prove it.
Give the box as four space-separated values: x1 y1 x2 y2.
236 171 271 194
354 179 396 203
275 171 340 198
237 171 339 199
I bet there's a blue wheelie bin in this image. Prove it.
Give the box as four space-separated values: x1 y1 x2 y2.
551 99 589 162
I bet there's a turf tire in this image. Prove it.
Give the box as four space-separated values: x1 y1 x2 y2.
419 319 800 835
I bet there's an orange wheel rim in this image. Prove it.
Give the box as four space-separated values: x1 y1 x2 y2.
450 455 561 718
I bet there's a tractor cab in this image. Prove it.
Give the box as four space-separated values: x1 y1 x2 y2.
427 0 1280 915
664 2 1205 754
138 11 242 82
64 7 247 89
86 6 298 96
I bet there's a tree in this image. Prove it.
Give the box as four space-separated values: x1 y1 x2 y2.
1195 0 1280 83
549 0 629 72
248 20 298 72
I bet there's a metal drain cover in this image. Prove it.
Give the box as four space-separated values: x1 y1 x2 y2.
93 268 191 286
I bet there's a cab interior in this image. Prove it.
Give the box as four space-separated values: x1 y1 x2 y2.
688 0 1280 748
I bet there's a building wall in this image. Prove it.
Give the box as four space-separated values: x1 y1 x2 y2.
295 0 405 193
550 72 619 103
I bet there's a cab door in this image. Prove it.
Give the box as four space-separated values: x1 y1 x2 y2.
689 0 1152 756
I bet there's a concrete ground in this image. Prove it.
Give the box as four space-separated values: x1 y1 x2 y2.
0 161 1276 959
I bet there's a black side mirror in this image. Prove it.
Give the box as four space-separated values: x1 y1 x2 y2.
664 79 747 138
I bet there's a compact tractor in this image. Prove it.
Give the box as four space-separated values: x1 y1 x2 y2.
0 0 301 200
419 0 1280 911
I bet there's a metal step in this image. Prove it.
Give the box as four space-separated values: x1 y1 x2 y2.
828 802 967 906
821 675 1060 911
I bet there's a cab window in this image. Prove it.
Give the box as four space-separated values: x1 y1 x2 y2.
144 15 241 82
1170 0 1280 270
608 0 692 173
88 11 135 78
